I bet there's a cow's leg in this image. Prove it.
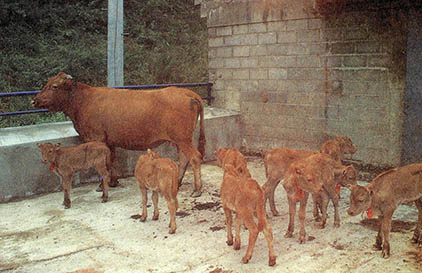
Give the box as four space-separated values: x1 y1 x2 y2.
223 206 234 246
109 146 119 187
179 143 202 197
262 220 277 266
140 187 148 222
284 195 296 238
152 191 159 221
262 177 281 216
177 148 190 188
298 192 309 244
233 214 242 250
412 198 422 245
381 211 394 258
167 197 177 234
241 213 258 264
62 174 73 209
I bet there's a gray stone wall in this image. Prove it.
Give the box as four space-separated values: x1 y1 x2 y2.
202 0 408 166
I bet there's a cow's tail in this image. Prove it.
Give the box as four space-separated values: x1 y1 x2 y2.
257 186 266 232
195 97 206 159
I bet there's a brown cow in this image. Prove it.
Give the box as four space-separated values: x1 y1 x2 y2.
32 72 205 197
220 164 276 266
134 149 179 234
37 142 111 208
320 135 356 163
283 153 355 243
347 164 422 258
263 136 356 216
214 148 251 177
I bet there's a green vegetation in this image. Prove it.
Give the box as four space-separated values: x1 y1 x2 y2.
0 0 208 128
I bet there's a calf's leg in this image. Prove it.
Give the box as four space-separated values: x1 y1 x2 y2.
381 211 393 258
374 216 384 251
241 213 259 264
298 192 309 244
263 177 281 216
284 195 296 238
262 220 277 266
167 198 177 234
61 174 73 209
233 215 242 250
152 191 159 221
140 186 148 222
96 165 110 203
223 206 234 245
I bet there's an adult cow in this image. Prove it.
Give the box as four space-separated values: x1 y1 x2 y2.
32 72 206 197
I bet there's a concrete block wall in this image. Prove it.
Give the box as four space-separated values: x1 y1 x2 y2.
202 0 407 166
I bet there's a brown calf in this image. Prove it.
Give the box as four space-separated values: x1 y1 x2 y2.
134 149 179 234
263 136 357 216
220 164 276 266
37 142 111 209
320 135 356 163
214 148 251 177
283 153 355 243
347 163 422 258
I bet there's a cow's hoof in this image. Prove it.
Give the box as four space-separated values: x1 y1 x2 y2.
140 216 147 222
234 241 240 250
299 236 306 244
373 243 382 251
226 239 233 246
169 228 176 234
334 222 340 228
96 185 103 192
191 191 202 198
269 256 277 266
152 215 159 221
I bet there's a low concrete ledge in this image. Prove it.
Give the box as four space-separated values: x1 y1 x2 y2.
0 107 241 202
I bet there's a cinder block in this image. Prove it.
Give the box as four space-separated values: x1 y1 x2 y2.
343 55 367 67
297 29 320 42
286 19 308 31
216 47 233 58
232 69 250 80
277 31 297 43
233 46 250 57
216 26 233 36
249 23 267 33
258 32 277 44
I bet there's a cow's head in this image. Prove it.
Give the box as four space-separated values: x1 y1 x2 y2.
336 165 358 188
32 72 74 111
214 148 228 167
293 163 323 194
37 142 61 163
337 136 357 155
347 184 372 216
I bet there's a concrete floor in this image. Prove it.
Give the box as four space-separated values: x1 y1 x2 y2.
1 158 421 273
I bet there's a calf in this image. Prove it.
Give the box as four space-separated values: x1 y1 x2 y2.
214 148 251 177
320 135 356 163
220 164 276 266
134 149 179 234
283 153 355 243
263 136 356 216
37 142 111 208
347 164 422 258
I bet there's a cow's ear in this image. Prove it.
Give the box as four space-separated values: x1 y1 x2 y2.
36 143 41 148
147 148 152 154
295 167 302 175
55 143 61 148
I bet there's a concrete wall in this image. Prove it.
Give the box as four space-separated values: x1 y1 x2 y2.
200 0 409 166
0 107 240 202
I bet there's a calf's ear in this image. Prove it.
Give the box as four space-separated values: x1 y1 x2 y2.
55 143 61 149
295 167 302 176
36 143 41 148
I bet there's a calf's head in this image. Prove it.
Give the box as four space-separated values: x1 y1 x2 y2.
336 165 358 187
37 142 61 163
337 136 357 155
293 164 323 194
347 184 372 216
31 72 74 111
214 148 228 167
